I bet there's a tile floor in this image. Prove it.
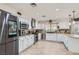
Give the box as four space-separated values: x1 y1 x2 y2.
20 40 73 55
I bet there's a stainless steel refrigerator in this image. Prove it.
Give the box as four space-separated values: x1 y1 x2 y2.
0 9 19 55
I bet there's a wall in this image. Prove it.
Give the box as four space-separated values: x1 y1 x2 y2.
0 4 18 16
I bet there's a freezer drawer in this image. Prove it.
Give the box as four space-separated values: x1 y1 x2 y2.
5 40 18 55
0 44 5 55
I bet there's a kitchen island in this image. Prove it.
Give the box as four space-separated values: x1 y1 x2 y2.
19 34 34 54
46 33 79 53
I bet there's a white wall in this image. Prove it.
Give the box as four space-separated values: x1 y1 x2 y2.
0 4 18 16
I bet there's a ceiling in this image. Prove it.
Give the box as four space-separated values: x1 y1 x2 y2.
5 3 79 21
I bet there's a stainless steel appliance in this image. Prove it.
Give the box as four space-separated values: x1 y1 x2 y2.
20 22 29 29
0 9 18 55
19 22 29 36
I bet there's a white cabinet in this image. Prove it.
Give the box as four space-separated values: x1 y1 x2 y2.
19 36 25 53
28 36 32 46
46 34 69 44
46 33 65 42
46 33 79 53
19 37 23 53
46 33 57 41
31 35 34 44
28 35 34 46
23 36 28 49
57 34 63 42
67 37 79 53
63 36 68 47
19 35 34 53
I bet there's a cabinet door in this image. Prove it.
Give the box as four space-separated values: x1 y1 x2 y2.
28 36 32 46
19 38 22 53
24 36 28 49
46 34 57 41
21 37 25 51
46 34 52 40
31 35 34 44
27 36 31 47
28 35 34 46
57 34 61 42
22 36 27 50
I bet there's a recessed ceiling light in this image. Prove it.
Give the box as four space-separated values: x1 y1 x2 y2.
30 3 37 7
17 12 22 16
42 15 46 17
56 9 60 11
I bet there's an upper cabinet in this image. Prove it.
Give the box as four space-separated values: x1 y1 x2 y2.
71 21 79 35
18 17 31 29
58 22 70 29
31 18 36 29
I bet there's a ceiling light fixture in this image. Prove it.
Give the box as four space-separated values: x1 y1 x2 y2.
17 12 22 16
42 15 46 17
30 3 37 7
56 9 60 11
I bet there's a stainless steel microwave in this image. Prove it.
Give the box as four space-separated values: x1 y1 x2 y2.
20 22 29 29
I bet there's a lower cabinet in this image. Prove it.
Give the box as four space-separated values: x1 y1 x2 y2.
19 37 23 53
46 33 66 42
46 33 79 53
57 34 63 42
28 35 34 47
67 37 79 53
19 35 34 53
46 33 69 50
46 33 57 41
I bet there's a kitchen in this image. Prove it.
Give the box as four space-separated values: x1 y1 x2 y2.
0 3 79 55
